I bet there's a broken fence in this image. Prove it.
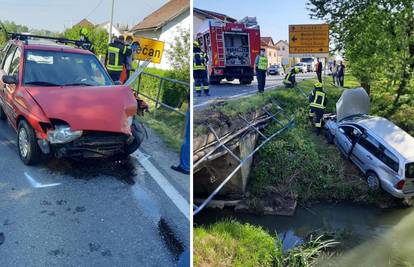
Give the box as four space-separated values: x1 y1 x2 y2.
126 62 190 117
193 98 295 215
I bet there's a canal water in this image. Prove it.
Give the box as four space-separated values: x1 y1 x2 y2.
194 202 414 265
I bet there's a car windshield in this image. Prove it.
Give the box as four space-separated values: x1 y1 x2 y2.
23 50 113 87
406 162 414 178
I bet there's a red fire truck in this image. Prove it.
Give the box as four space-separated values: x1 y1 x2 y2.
196 20 261 85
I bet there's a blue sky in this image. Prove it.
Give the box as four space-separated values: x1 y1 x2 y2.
0 0 168 32
194 0 325 42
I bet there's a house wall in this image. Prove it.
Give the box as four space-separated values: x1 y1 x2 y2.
262 45 279 67
193 15 206 38
158 10 190 69
276 41 289 66
99 24 121 37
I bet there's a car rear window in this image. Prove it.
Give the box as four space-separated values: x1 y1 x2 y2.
380 148 399 173
406 163 414 178
23 50 113 87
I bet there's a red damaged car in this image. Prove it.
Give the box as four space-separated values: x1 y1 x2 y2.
0 35 144 165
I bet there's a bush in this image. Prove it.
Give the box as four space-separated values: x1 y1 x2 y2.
135 68 188 109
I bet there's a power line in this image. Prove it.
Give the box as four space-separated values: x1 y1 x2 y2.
85 0 105 19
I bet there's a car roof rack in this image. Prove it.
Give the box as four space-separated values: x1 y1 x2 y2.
7 32 93 51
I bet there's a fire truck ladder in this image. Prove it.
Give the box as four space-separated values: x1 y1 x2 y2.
193 99 295 215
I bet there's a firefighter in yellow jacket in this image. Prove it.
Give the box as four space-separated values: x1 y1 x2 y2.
193 40 209 97
308 82 327 135
105 36 130 82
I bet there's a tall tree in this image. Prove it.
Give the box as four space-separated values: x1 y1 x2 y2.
308 0 414 112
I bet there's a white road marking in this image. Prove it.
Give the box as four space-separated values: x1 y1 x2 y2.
24 172 61 188
134 150 190 221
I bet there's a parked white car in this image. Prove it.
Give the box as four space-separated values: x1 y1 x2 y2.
293 62 308 73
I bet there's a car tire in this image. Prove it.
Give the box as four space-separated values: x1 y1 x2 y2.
0 105 6 121
17 120 41 165
126 119 146 155
366 171 381 191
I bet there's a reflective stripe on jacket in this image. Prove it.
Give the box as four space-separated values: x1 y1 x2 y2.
193 52 207 71
309 90 327 109
106 42 127 72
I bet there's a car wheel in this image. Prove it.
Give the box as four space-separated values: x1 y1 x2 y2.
0 105 6 120
126 119 146 155
17 120 41 165
366 171 381 191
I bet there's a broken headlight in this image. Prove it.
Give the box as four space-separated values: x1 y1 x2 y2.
47 125 83 144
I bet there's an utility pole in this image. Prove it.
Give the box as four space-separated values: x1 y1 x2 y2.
108 0 115 43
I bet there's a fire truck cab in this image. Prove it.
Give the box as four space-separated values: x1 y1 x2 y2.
196 20 261 85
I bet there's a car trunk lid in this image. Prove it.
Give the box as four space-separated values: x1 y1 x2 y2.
25 85 137 135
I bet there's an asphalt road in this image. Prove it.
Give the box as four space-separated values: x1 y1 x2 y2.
0 120 189 266
194 72 316 108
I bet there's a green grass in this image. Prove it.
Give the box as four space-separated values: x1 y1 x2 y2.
134 67 189 152
140 106 186 152
247 74 378 203
194 220 278 267
194 220 337 267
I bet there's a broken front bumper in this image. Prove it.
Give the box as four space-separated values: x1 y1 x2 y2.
52 131 133 159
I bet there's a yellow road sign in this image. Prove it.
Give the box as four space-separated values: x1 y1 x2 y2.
133 37 165 64
289 24 329 55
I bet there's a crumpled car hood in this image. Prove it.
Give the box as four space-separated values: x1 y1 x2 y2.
336 88 370 121
25 85 137 134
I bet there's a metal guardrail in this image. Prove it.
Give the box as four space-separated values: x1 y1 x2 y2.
126 62 190 117
193 99 295 215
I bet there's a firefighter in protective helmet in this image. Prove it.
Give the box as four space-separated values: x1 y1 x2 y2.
283 67 299 88
193 40 209 97
308 82 327 135
105 36 130 82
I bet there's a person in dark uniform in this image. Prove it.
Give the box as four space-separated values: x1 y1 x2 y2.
193 40 209 97
308 82 327 135
254 48 268 93
105 36 130 82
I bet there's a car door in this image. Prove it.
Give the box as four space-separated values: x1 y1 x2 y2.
352 133 382 174
4 46 22 126
0 45 17 120
335 125 355 157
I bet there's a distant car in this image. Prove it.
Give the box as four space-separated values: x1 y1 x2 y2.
324 89 414 198
0 36 144 165
268 64 284 75
293 62 307 73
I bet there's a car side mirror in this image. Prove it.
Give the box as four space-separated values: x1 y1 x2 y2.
2 75 17 85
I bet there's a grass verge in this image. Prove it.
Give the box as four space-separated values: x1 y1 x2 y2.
140 106 186 152
194 220 336 267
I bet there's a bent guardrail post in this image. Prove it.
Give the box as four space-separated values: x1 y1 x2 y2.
154 79 164 118
193 105 295 215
